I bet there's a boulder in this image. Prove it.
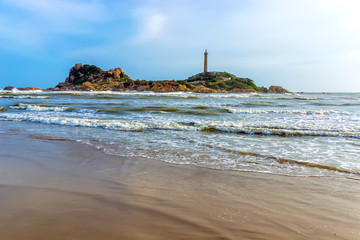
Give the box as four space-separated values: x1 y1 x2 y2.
267 85 291 93
74 63 82 71
17 87 42 91
80 82 95 91
4 86 15 90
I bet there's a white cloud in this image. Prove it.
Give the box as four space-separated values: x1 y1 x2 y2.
131 9 166 43
145 14 166 39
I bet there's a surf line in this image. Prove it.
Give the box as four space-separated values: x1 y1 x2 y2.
203 144 360 175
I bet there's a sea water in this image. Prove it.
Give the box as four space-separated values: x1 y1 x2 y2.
0 89 359 177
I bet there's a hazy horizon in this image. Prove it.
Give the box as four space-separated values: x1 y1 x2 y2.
1 0 360 92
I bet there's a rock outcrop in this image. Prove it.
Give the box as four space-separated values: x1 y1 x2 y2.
49 64 133 91
267 85 291 93
4 86 15 90
17 87 42 91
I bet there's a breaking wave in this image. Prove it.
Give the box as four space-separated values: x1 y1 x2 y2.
1 113 359 138
7 103 339 116
9 104 97 113
0 89 44 94
201 144 360 175
0 95 49 99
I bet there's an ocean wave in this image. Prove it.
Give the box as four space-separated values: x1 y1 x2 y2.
0 114 192 131
205 93 263 98
72 108 98 113
310 102 360 107
10 104 69 112
9 104 97 113
181 121 360 138
227 108 336 115
277 96 319 101
130 107 180 112
127 106 226 115
1 113 359 138
0 95 49 99
6 88 43 94
295 97 319 100
201 144 360 175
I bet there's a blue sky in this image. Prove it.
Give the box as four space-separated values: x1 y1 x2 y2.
0 0 360 92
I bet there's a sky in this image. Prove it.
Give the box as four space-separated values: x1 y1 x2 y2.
0 0 360 92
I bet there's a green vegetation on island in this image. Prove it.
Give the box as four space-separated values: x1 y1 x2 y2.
182 72 268 92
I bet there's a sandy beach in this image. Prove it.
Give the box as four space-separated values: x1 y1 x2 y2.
0 130 360 240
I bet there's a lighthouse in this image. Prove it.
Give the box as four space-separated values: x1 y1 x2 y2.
204 49 208 73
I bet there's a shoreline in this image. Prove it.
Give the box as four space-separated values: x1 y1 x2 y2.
1 129 360 239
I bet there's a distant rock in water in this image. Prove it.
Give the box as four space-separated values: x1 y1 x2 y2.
48 64 290 93
4 86 15 90
17 87 42 91
3 86 41 91
266 85 291 93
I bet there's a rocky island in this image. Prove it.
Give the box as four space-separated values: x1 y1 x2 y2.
46 63 290 93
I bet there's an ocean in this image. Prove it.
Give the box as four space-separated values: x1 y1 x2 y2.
1 89 359 177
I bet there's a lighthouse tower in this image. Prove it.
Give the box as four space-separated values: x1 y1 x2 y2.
204 49 208 73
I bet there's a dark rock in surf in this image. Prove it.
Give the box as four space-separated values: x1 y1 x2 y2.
266 86 291 93
4 86 15 90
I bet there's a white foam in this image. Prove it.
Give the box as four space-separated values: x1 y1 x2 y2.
10 88 43 94
184 120 360 138
8 104 99 113
73 109 98 113
0 95 49 99
227 108 336 115
9 104 68 112
205 93 263 98
295 97 319 100
0 113 193 131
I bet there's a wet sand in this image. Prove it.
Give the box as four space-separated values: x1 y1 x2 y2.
0 131 360 239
